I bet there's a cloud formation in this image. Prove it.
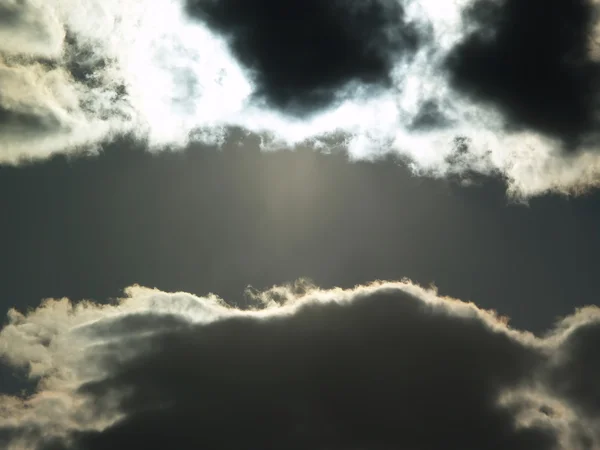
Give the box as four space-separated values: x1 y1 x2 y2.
446 0 600 149
185 0 423 115
1 281 600 450
5 0 600 196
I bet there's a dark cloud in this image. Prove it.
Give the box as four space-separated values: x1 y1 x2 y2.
446 0 600 149
6 0 600 194
71 294 544 450
409 99 454 130
185 0 423 116
546 317 600 419
0 3 27 27
1 282 571 450
1 282 599 450
0 105 63 135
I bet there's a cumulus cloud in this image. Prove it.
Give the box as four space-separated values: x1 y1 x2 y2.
1 280 600 450
0 0 64 57
446 0 600 148
5 0 600 196
0 55 130 163
185 0 424 115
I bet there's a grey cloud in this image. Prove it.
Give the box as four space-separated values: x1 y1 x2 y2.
0 0 64 57
543 313 600 421
6 0 600 197
408 99 454 130
184 0 426 116
0 56 129 163
445 0 600 150
1 281 600 450
0 0 137 164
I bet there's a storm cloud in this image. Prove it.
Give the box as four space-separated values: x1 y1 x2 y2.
1 281 600 450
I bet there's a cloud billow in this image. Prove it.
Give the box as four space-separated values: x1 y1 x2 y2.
5 0 600 196
185 0 424 116
1 281 600 450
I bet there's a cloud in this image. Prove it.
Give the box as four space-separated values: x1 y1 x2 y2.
446 0 600 149
5 0 600 196
1 280 600 450
0 0 64 57
184 0 424 116
0 55 130 163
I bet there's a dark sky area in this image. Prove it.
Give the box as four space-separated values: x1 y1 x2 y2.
1 129 598 333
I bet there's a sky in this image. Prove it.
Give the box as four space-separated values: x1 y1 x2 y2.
2 1 600 449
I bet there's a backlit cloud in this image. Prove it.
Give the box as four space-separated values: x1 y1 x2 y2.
1 281 600 450
3 0 600 196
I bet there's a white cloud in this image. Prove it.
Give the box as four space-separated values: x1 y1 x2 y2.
0 0 64 57
2 0 600 197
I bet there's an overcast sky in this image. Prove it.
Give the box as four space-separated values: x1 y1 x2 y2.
3 1 600 450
